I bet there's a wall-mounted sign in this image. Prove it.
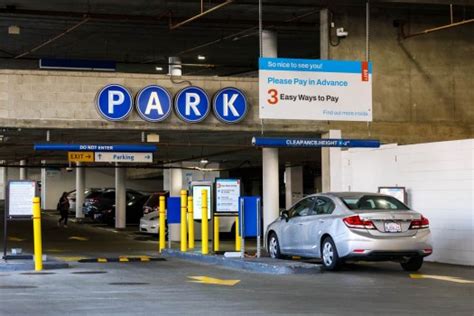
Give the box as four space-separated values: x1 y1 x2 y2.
94 152 153 163
378 187 407 204
174 86 210 123
212 88 248 124
6 181 37 217
259 57 372 122
94 84 247 123
35 144 157 152
191 182 212 220
68 151 94 162
96 84 133 121
252 137 380 148
215 178 241 214
135 85 172 122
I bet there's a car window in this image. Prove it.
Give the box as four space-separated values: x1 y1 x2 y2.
102 191 115 199
313 197 336 215
341 195 410 210
289 197 316 217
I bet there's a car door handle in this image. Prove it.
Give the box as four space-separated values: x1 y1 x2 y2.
297 223 304 226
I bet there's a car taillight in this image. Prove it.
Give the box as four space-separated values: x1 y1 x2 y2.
343 215 375 229
409 215 429 229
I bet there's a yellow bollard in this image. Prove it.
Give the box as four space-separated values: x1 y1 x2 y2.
180 190 188 252
235 216 241 251
214 216 220 252
188 196 194 249
201 190 209 255
32 197 43 271
159 196 166 253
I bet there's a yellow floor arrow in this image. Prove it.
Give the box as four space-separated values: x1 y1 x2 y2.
410 274 474 284
68 236 89 241
8 237 25 242
188 276 240 286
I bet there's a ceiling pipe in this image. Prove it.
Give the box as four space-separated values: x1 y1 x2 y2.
402 18 473 39
14 17 90 58
169 0 234 30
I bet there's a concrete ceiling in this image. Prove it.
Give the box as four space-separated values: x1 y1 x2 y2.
0 0 472 76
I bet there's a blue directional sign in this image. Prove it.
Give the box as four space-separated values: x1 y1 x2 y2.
213 87 248 124
252 137 380 148
34 144 158 152
135 85 172 122
96 84 133 121
174 86 210 123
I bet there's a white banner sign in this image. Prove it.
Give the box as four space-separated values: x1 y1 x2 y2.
94 152 153 163
259 57 372 121
215 179 240 213
192 185 212 220
8 181 36 217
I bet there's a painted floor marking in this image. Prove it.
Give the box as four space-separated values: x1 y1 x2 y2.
188 276 240 286
57 256 86 262
98 258 108 263
8 237 25 242
45 249 64 253
68 236 89 241
410 274 474 284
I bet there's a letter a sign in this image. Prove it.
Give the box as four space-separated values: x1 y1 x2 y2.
213 87 248 124
135 85 172 122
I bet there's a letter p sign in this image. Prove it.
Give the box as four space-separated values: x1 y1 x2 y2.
96 84 133 121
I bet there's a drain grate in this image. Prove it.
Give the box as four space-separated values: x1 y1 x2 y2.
108 282 149 285
21 272 56 275
71 271 107 274
0 285 38 289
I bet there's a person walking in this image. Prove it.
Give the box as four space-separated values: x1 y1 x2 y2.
57 192 70 228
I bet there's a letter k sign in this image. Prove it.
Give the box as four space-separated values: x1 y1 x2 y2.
223 94 239 116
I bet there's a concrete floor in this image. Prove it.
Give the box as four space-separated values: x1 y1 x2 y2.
1 209 473 315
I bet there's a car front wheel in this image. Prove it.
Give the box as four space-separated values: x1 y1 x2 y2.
268 233 282 259
400 257 424 271
321 237 341 271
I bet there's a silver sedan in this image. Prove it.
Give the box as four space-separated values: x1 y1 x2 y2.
265 192 432 271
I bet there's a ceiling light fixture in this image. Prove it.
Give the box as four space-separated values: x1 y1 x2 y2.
197 55 206 61
200 158 209 164
8 25 20 35
155 66 163 71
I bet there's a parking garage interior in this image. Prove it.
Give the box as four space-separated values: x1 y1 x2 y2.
0 1 473 315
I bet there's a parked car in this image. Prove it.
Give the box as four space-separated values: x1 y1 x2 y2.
140 211 159 234
101 194 150 226
266 192 432 271
84 188 144 219
67 188 101 214
142 191 170 215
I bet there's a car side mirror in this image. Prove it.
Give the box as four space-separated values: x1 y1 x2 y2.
280 210 289 222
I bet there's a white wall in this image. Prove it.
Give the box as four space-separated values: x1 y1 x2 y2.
43 168 163 210
341 139 474 266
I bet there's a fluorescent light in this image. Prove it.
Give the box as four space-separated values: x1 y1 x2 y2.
155 66 163 71
200 159 209 164
8 25 20 35
197 55 206 61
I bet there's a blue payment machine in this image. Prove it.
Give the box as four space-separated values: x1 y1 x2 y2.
167 197 181 224
238 196 262 257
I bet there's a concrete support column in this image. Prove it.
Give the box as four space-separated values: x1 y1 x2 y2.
322 130 343 192
75 162 85 219
285 165 303 209
163 165 183 241
115 164 126 229
19 160 27 180
262 148 279 232
320 8 329 59
262 30 278 57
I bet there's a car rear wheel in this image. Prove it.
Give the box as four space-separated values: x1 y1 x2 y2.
268 233 282 259
321 237 341 271
400 256 423 271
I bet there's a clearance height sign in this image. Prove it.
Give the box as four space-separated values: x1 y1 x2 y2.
259 57 372 122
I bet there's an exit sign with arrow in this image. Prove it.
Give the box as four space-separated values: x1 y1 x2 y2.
68 151 94 162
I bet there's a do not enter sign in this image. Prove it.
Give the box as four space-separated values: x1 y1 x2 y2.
68 151 94 162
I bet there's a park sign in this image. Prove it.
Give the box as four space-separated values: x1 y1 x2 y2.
259 57 372 122
96 85 248 124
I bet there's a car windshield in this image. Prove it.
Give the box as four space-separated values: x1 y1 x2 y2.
145 194 159 207
341 195 410 211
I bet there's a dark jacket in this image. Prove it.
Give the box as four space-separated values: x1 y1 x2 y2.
58 196 70 212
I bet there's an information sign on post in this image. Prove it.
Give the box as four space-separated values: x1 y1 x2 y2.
191 181 212 220
6 181 37 217
215 178 241 214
